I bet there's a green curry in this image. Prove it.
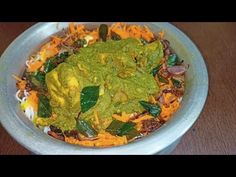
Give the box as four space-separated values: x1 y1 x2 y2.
45 38 163 131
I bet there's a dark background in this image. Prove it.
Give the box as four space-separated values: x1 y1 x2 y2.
0 22 236 154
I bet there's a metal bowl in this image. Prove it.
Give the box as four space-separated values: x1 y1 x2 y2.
0 22 208 154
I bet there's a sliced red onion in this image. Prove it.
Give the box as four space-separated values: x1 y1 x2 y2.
167 65 187 75
158 94 165 104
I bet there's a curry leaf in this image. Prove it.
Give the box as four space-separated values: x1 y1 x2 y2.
38 94 52 118
171 78 182 88
151 64 162 76
126 128 141 140
139 101 161 117
158 74 169 84
80 86 100 113
44 59 56 73
44 52 69 73
106 119 124 135
99 24 108 42
30 71 46 91
34 71 45 83
167 54 178 67
76 119 97 137
118 122 136 136
58 52 69 59
111 31 121 41
106 119 140 140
